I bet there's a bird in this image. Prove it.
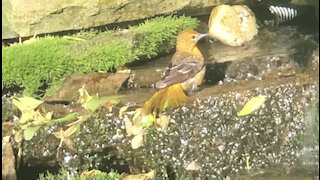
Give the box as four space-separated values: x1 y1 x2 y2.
143 30 207 115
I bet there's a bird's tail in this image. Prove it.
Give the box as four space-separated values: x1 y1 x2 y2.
143 83 188 115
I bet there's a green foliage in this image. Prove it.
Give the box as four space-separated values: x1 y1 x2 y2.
38 167 123 180
130 15 199 58
2 16 199 97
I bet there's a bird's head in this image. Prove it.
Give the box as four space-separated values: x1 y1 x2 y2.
176 30 207 56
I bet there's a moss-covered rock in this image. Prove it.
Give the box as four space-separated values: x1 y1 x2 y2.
2 15 199 97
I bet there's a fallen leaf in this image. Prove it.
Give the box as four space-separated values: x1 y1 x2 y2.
53 127 76 155
123 170 155 180
124 117 133 136
238 95 267 116
184 160 201 171
44 111 53 120
131 125 143 136
19 109 39 124
63 124 79 137
14 131 23 143
80 169 102 177
131 133 143 149
119 106 129 117
155 114 170 131
11 96 43 111
78 88 123 112
23 126 41 140
133 108 142 126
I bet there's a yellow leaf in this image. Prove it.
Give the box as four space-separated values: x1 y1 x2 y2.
119 106 129 117
238 95 267 116
64 124 79 137
19 110 38 124
123 170 155 180
80 170 102 177
131 133 143 149
124 117 133 136
184 160 201 171
44 112 53 120
131 125 143 136
11 96 43 111
155 114 170 131
133 108 142 126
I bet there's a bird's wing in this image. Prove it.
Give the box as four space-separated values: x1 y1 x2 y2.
155 61 204 89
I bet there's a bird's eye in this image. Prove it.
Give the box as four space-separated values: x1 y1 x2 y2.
191 35 196 40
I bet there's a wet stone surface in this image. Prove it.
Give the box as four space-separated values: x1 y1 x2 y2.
23 81 316 179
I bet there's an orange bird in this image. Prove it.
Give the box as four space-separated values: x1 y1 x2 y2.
143 30 207 115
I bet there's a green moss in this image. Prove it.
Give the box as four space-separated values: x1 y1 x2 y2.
2 15 199 97
38 167 123 180
130 15 199 58
2 37 76 97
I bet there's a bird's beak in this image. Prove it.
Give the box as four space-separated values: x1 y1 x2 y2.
196 33 208 41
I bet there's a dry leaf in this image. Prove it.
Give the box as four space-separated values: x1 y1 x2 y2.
119 106 129 117
123 170 155 180
131 133 143 149
63 124 79 137
184 160 201 171
155 114 170 131
133 108 142 126
125 118 133 135
125 117 133 136
14 131 23 143
238 95 267 116
81 169 102 177
131 125 143 136
63 137 75 151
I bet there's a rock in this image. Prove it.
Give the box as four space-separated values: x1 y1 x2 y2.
208 5 258 46
2 136 17 180
45 71 130 102
2 0 245 40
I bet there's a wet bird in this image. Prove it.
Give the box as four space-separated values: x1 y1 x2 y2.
143 30 207 115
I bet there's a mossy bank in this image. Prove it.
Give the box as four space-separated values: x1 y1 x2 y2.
2 16 199 97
